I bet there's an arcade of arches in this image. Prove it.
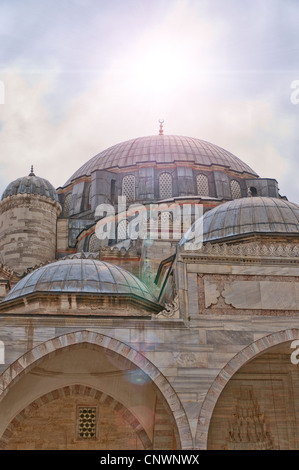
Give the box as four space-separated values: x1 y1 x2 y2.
1 335 299 450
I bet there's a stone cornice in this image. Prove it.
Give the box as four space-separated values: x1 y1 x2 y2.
178 241 299 264
0 291 162 316
0 193 61 216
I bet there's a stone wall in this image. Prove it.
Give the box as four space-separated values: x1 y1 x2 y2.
3 388 146 450
0 194 61 274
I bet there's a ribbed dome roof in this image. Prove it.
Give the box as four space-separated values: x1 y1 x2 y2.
64 135 257 185
4 258 157 303
1 168 58 202
181 197 299 244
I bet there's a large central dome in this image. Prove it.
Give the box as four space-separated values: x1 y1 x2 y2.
64 135 258 185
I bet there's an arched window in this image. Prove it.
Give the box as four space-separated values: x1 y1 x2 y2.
117 219 128 240
159 173 173 199
89 233 100 252
230 180 241 199
196 174 209 196
63 193 72 217
110 179 116 204
122 175 135 202
249 186 258 196
158 211 173 224
87 185 91 209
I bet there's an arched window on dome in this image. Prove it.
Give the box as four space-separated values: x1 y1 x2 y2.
230 180 241 199
122 175 135 203
196 174 209 197
117 219 129 240
249 186 258 196
63 193 72 217
110 179 116 205
159 173 173 199
87 185 91 209
89 233 100 252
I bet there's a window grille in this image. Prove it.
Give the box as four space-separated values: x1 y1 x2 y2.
63 193 72 217
77 406 97 439
196 174 209 196
158 211 173 223
159 173 172 199
88 185 91 207
117 219 128 240
122 175 135 202
230 180 241 199
89 233 100 252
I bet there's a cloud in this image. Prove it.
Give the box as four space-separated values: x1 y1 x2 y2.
0 0 298 204
0 63 296 201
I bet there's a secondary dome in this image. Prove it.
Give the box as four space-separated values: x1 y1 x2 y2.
1 167 58 201
64 134 258 185
181 197 299 244
3 258 157 303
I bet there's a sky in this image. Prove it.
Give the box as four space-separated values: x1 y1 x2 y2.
0 0 299 201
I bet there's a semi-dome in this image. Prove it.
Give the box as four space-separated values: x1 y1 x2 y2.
1 167 58 201
180 197 299 245
64 134 258 185
3 258 157 304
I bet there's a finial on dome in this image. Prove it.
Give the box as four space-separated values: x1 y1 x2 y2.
29 165 35 176
158 119 164 135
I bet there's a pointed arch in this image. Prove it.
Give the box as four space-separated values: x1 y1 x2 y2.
0 330 193 449
0 384 152 450
195 328 299 449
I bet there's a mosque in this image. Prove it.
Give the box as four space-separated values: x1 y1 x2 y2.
0 124 299 450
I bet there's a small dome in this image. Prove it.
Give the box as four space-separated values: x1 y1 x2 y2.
64 134 258 185
181 197 299 244
1 167 58 201
4 258 157 303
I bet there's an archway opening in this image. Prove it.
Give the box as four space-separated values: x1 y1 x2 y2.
0 340 180 450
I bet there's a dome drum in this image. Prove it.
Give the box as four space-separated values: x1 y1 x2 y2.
61 166 264 217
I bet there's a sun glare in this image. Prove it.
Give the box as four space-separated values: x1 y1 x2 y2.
134 43 188 93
